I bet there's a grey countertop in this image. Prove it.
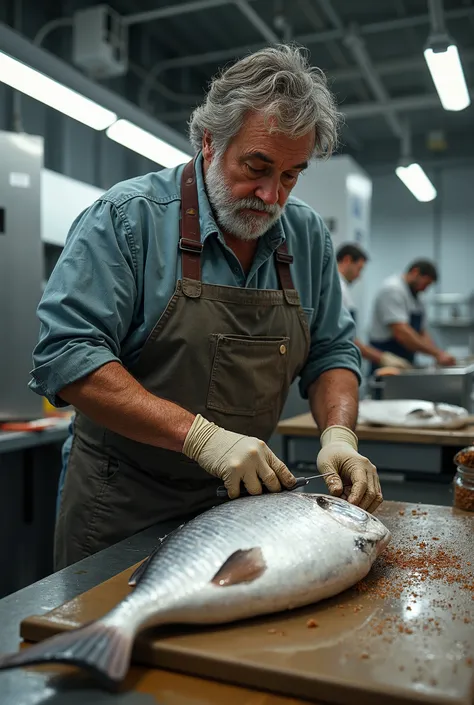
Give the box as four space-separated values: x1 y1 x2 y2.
0 517 184 705
0 423 70 454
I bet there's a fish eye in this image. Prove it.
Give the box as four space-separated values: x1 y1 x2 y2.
316 495 369 524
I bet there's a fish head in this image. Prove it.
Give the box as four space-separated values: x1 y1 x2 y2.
303 494 391 557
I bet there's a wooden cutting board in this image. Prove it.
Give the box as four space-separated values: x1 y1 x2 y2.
19 502 474 705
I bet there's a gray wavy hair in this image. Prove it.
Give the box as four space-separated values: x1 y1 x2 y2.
188 44 341 159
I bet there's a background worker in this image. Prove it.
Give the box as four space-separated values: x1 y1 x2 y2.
336 243 410 370
369 259 456 372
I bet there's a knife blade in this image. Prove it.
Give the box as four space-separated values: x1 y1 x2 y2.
216 472 332 498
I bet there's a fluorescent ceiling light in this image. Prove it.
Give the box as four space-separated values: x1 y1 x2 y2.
395 163 437 202
424 44 471 111
106 119 191 168
0 51 117 130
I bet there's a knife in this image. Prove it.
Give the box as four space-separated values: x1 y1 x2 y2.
216 472 332 498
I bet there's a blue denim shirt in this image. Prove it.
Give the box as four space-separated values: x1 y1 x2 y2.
30 152 360 406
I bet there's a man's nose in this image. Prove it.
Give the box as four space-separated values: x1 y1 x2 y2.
254 178 280 206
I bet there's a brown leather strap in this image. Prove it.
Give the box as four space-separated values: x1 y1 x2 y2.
180 158 203 282
274 241 295 291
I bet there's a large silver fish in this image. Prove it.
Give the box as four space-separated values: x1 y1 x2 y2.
0 493 390 688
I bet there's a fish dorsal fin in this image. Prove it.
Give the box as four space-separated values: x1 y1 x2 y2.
211 548 266 587
128 523 185 587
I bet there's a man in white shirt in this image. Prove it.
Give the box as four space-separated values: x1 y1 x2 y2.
369 259 456 371
337 244 410 370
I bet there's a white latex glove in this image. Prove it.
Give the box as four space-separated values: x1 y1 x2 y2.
379 352 412 370
317 426 383 513
183 414 296 499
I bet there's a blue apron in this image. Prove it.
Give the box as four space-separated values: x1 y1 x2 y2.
370 311 423 374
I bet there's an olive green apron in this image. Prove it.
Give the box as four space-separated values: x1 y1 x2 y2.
54 158 310 569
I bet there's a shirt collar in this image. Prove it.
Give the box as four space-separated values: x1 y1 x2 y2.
193 151 286 250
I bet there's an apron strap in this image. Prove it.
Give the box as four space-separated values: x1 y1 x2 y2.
275 242 296 291
180 158 203 290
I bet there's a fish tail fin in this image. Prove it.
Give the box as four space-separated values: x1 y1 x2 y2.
0 619 134 689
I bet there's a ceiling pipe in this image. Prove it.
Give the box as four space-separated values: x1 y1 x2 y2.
143 5 474 74
154 86 474 123
234 0 279 42
122 0 248 26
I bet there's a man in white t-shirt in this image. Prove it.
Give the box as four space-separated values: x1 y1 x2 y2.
337 244 409 370
369 259 456 371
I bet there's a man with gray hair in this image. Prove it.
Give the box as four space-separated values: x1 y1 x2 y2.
31 45 382 569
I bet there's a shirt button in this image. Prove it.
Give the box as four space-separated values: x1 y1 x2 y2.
280 344 287 355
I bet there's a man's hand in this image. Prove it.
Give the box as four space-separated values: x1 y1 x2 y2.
379 351 412 370
183 414 296 499
317 426 383 513
436 351 456 367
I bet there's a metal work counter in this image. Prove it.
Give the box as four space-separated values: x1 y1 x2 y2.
277 413 474 477
0 424 70 454
0 422 70 598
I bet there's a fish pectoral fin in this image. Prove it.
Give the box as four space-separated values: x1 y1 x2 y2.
211 547 266 587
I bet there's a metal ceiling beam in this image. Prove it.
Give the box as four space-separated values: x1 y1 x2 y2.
155 87 474 123
122 0 252 26
331 48 474 83
234 0 278 42
138 0 278 107
344 29 403 138
295 0 365 149
343 88 474 118
0 21 191 154
316 0 403 139
144 5 474 75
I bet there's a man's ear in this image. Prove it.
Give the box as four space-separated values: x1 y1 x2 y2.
202 130 214 163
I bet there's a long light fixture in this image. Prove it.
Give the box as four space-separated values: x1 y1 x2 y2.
106 119 191 168
0 51 117 130
424 43 470 111
395 163 437 203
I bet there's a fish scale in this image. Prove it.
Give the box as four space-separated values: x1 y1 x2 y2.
0 493 390 689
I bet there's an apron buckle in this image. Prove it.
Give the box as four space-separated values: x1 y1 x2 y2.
275 251 294 264
179 238 203 254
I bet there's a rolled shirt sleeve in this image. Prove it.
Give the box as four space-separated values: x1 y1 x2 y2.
29 200 138 406
299 229 361 398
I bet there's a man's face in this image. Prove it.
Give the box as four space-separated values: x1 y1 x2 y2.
343 257 366 284
412 274 435 293
203 112 314 240
409 269 435 294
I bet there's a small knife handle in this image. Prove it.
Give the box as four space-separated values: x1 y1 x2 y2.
216 476 308 498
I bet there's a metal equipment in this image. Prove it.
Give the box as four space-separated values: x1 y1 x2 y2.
72 5 128 79
0 131 44 421
374 362 474 413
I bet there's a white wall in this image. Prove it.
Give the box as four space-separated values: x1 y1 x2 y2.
41 169 105 247
364 164 474 354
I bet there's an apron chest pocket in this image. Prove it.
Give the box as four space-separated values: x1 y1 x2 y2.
207 334 290 417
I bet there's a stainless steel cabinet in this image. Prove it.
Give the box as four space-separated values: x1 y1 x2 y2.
0 131 44 420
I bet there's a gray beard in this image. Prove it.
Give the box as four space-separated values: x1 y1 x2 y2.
205 156 283 241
